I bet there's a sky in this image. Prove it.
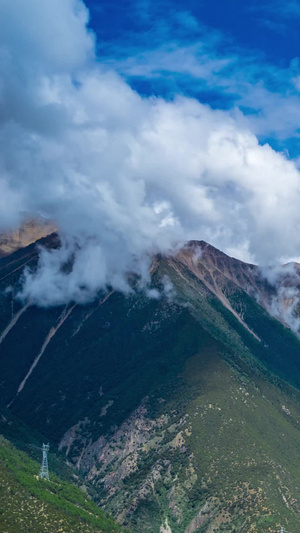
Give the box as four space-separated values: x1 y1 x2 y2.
1 0 300 305
87 0 300 152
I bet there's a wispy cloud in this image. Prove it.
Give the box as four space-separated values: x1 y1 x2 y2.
105 43 231 83
98 1 300 148
248 0 300 34
257 0 300 18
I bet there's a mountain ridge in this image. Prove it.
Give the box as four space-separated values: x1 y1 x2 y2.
0 219 56 258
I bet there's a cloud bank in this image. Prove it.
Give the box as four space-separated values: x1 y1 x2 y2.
1 0 300 305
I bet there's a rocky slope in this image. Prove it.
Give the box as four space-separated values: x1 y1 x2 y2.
1 236 300 532
174 240 300 334
0 218 56 257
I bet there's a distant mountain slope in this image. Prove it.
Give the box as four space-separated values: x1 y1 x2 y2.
0 218 56 257
0 436 126 533
174 240 300 333
0 237 300 532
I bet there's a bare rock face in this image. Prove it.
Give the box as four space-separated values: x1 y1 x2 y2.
172 240 269 309
0 218 56 257
171 240 300 335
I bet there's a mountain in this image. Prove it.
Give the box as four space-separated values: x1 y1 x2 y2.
0 218 56 257
1 235 300 532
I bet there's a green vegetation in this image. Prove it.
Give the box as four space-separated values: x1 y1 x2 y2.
0 436 127 532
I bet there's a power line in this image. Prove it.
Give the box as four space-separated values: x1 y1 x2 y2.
3 435 43 451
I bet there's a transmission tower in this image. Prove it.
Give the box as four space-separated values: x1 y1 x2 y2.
39 443 50 480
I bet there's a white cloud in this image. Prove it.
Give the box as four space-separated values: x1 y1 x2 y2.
0 0 94 72
261 263 300 334
1 0 300 305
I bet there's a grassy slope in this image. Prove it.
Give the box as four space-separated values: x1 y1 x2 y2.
183 347 300 532
0 436 126 533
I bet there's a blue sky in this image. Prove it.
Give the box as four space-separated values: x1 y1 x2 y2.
85 0 300 157
87 0 300 65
